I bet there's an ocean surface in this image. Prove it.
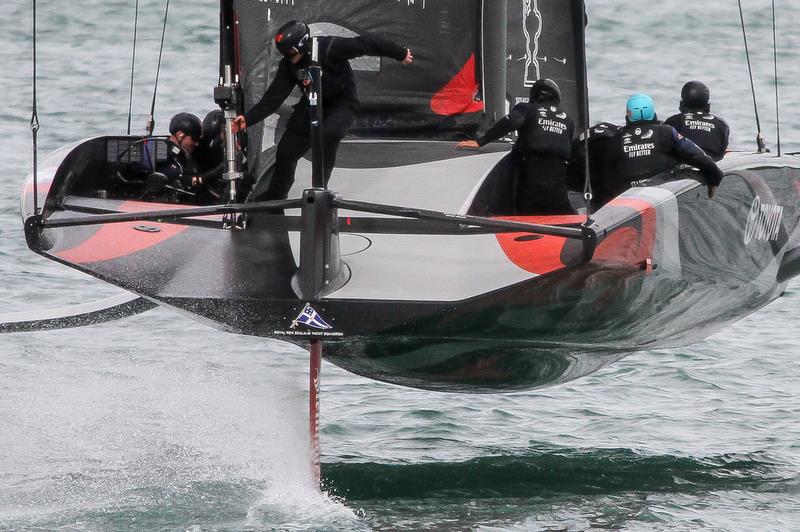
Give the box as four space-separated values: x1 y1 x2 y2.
2 0 799 530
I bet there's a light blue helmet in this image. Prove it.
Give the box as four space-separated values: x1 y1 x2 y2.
626 93 656 122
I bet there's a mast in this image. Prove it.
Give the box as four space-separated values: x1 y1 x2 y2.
481 1 507 123
215 0 244 207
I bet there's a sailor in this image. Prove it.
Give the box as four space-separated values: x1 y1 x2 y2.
665 80 730 161
571 122 621 206
456 78 575 215
231 20 413 200
608 93 724 199
158 112 202 186
190 109 227 202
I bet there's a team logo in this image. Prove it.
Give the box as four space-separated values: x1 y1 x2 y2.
634 128 642 136
291 303 333 330
555 111 567 119
641 129 654 140
550 106 557 112
744 195 783 244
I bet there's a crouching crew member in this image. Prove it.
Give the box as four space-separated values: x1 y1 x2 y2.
159 112 202 184
231 20 413 200
190 109 227 202
457 78 575 215
610 93 724 199
665 80 729 161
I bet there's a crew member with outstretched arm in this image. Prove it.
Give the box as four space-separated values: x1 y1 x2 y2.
231 20 413 200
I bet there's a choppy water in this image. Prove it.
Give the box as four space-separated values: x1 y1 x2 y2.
2 1 799 530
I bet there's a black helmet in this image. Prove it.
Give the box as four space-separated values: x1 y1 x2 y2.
680 80 710 112
530 78 561 105
168 112 202 139
274 20 311 57
202 109 225 149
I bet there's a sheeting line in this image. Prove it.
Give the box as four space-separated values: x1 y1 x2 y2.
127 0 140 135
771 0 781 157
30 0 40 215
0 293 158 333
146 0 171 135
737 0 767 153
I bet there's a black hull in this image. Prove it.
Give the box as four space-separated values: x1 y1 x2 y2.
21 139 800 392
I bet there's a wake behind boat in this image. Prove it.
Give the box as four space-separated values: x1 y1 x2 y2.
14 0 800 394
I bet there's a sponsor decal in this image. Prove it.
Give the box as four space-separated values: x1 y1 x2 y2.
744 195 783 244
538 117 568 134
623 142 655 157
685 119 715 132
641 128 654 140
634 128 642 136
555 111 567 119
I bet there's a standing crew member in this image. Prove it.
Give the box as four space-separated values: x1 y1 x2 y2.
456 78 575 215
231 20 413 200
610 93 724 199
665 80 729 161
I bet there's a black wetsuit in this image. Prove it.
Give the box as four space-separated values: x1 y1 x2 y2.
665 111 729 161
609 120 724 198
478 102 575 215
245 35 408 200
193 142 226 202
156 141 197 187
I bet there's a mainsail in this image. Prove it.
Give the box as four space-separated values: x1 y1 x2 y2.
229 0 587 178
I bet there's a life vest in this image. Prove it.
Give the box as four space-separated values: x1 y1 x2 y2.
517 104 574 160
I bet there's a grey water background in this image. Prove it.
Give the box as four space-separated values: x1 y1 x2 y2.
1 0 799 529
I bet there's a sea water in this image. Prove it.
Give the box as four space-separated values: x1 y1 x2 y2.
1 1 799 530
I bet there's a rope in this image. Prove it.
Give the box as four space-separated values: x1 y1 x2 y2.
146 0 170 136
579 0 593 219
30 0 40 216
772 0 781 157
126 0 140 135
737 0 767 153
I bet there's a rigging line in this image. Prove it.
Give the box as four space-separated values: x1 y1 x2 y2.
146 0 170 136
579 0 592 220
737 0 767 153
772 0 781 157
30 0 40 216
126 0 140 135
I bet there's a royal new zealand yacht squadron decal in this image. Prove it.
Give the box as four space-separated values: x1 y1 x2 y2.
275 304 342 338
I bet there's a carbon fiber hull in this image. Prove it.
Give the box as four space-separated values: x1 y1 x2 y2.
21 140 800 391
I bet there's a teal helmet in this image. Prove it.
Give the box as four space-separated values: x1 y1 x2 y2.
626 93 656 122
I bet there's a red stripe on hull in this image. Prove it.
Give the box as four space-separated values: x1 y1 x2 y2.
56 220 188 265
595 198 657 265
495 214 586 274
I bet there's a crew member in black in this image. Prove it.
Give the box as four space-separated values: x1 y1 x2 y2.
665 80 729 161
231 20 413 200
456 78 575 215
158 112 202 185
191 109 226 203
610 93 724 199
